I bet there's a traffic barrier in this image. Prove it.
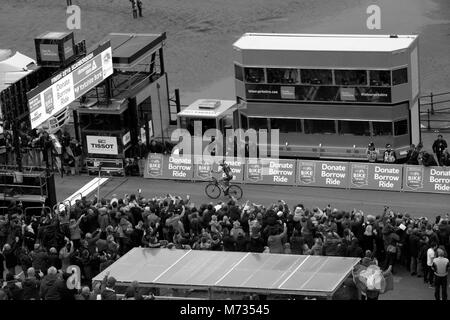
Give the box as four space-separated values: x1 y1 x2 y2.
142 153 450 195
245 158 296 186
192 156 245 183
349 163 403 191
297 160 349 189
403 165 450 194
144 153 194 180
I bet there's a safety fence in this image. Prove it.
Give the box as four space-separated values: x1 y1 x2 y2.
143 154 450 195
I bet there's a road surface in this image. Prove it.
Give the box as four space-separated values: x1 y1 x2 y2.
55 175 449 220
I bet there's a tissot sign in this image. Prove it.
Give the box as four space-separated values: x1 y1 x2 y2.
28 41 113 129
86 136 118 155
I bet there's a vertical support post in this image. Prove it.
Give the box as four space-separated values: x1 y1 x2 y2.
174 89 181 114
156 83 165 146
73 110 80 142
427 109 431 131
430 92 434 115
97 164 101 201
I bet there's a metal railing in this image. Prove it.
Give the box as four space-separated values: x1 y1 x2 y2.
420 91 450 131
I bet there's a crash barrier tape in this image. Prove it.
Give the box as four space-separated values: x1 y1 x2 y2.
64 177 109 206
143 154 450 195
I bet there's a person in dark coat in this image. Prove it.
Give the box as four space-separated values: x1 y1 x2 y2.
40 267 64 300
3 243 18 275
100 273 117 300
31 244 49 275
47 247 62 270
347 238 364 258
3 273 24 300
0 251 4 281
248 229 266 253
409 228 421 276
432 134 448 166
137 0 143 17
22 267 41 300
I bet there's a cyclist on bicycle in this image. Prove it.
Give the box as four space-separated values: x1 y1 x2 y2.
219 160 234 195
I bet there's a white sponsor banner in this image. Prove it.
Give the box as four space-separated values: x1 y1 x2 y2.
28 42 113 129
122 131 131 146
86 135 118 155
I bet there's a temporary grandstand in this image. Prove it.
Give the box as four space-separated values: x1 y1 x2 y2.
92 248 360 299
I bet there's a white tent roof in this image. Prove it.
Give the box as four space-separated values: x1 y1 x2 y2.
233 33 417 52
0 51 36 90
0 51 36 73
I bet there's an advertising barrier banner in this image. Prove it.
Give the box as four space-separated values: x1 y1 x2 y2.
297 160 349 188
28 41 113 129
140 154 450 195
349 163 403 191
86 136 118 155
193 156 245 183
403 165 450 193
144 154 194 180
245 158 296 186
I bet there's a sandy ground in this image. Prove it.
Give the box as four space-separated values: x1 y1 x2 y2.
1 0 449 105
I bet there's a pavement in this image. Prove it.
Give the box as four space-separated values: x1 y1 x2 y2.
49 174 450 300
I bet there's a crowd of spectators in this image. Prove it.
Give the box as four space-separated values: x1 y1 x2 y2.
0 191 448 300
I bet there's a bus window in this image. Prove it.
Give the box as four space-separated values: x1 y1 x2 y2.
338 120 370 136
304 119 336 134
235 64 243 81
244 68 265 83
300 69 332 85
372 121 393 136
270 118 302 133
369 70 391 86
267 68 299 84
392 68 408 85
394 119 408 136
334 70 367 86
248 117 268 130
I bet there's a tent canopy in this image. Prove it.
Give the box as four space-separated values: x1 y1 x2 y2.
93 248 360 297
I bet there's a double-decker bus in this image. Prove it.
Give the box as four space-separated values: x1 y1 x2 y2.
232 33 420 161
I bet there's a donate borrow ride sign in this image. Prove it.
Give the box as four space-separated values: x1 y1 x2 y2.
244 158 296 186
193 156 244 183
297 161 348 188
403 165 450 193
349 163 402 191
144 154 193 180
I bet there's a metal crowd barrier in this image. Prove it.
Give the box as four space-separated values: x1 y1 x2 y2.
24 206 52 216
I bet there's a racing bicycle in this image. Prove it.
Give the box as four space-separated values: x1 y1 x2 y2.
205 176 243 200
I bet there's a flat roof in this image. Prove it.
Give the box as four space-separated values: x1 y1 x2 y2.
35 31 72 40
100 33 166 67
233 33 418 52
178 99 237 119
92 248 360 297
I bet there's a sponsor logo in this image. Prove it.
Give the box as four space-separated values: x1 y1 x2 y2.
406 166 423 190
351 164 368 187
247 162 262 182
299 161 315 184
147 154 163 177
